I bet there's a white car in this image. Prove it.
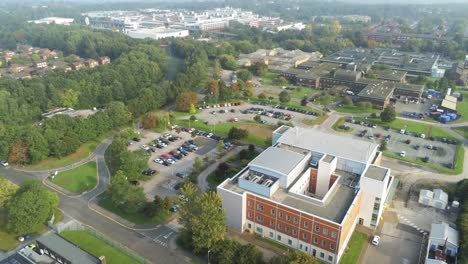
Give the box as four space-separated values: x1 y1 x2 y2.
0 161 8 166
154 158 163 164
420 134 426 139
400 129 405 134
166 159 175 165
400 151 406 157
207 133 213 138
372 235 381 246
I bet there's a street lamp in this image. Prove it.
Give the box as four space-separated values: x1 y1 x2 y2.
207 249 211 264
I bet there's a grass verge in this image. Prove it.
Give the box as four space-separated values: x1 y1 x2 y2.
98 193 172 225
335 105 381 114
51 161 98 194
60 230 141 264
339 231 367 264
454 127 468 139
332 117 354 133
255 236 289 251
454 89 468 123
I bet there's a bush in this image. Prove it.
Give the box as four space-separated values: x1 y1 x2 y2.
258 93 267 100
254 115 262 123
278 91 291 103
228 127 249 140
343 96 353 106
380 106 396 123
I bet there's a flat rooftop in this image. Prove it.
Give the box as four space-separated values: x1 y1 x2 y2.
36 233 100 264
323 155 335 163
357 81 394 100
364 165 388 181
249 147 307 176
223 169 358 223
276 126 378 164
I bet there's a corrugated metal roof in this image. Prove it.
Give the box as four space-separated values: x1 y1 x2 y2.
430 223 459 247
37 233 100 264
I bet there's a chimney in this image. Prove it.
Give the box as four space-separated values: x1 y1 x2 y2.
99 256 106 264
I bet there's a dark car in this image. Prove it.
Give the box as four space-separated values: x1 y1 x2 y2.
176 172 189 179
143 169 156 176
174 182 183 190
129 180 139 185
132 137 141 142
446 163 453 169
422 157 429 163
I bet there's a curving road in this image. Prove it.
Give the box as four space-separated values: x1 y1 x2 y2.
0 137 195 264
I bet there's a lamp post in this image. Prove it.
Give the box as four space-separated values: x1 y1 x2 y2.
207 249 211 264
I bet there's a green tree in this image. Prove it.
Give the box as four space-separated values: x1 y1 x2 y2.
357 101 372 110
258 93 267 100
279 91 291 103
176 92 199 112
254 114 262 123
6 181 59 235
0 177 18 207
228 127 249 140
236 69 253 82
379 140 387 151
189 104 197 115
108 170 146 213
217 140 225 152
301 96 308 106
193 157 202 172
237 244 264 264
219 54 237 70
380 106 396 123
107 101 132 128
269 250 320 264
343 96 353 106
190 115 197 121
59 89 80 108
275 77 288 86
213 59 221 79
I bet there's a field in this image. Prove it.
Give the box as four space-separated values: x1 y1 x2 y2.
60 230 141 264
176 119 275 147
51 161 98 194
454 89 468 123
354 117 457 140
454 126 468 139
98 193 172 225
339 231 368 264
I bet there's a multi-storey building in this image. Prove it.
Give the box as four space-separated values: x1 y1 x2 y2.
218 126 395 264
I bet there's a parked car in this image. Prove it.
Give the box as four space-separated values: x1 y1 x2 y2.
154 158 163 164
142 169 157 176
422 156 429 163
371 235 381 246
129 180 139 186
133 137 141 142
0 161 8 167
400 151 406 157
176 172 189 179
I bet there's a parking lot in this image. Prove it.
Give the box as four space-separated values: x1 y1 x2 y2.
190 102 319 127
342 120 457 168
126 130 220 199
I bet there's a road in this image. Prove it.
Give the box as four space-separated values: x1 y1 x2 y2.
0 138 195 264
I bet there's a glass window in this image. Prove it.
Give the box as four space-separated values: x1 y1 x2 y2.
303 233 307 239
330 244 335 250
279 212 283 218
323 228 328 235
304 221 309 228
248 223 251 228
285 227 289 233
320 252 325 258
288 239 292 245
269 232 274 238
313 237 318 244
315 225 320 232
248 212 252 218
328 256 333 261
257 204 264 211
293 218 298 224
270 220 274 227
277 235 281 241
322 241 327 247
256 227 263 233
331 231 337 238
248 201 252 207
277 223 282 230
293 230 297 235
271 209 275 215
257 216 263 222
286 215 291 221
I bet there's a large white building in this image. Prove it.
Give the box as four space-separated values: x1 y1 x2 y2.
28 17 74 25
127 27 189 40
217 126 395 264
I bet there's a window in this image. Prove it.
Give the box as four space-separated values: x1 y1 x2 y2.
248 223 251 229
304 221 309 228
305 246 308 252
256 216 263 222
286 215 291 221
331 231 337 238
248 212 252 218
288 239 292 245
315 225 320 232
271 209 275 215
330 244 335 250
256 227 263 233
323 228 328 235
299 244 303 250
313 237 318 244
279 212 283 218
285 227 289 233
277 223 282 230
277 235 282 241
248 201 252 207
293 217 298 224
257 204 264 211
328 256 333 262
320 252 325 258
270 220 274 227
322 241 327 247
303 233 307 240
292 230 297 235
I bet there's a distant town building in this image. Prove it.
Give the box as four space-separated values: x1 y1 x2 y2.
28 17 75 25
238 48 322 72
426 223 459 264
70 62 84 70
127 27 189 40
33 60 48 69
98 56 111 65
84 59 98 69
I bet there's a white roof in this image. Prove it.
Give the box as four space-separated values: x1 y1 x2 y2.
430 223 459 247
420 189 434 198
277 127 378 164
433 189 448 203
249 147 306 176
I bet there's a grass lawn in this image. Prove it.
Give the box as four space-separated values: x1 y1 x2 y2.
332 117 354 133
301 115 328 126
176 119 274 147
340 231 367 264
289 87 317 99
51 161 98 194
454 127 468 139
335 105 381 114
98 193 172 225
354 117 457 140
454 89 468 123
60 230 141 264
255 236 289 251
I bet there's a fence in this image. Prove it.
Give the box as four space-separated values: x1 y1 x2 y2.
53 220 151 264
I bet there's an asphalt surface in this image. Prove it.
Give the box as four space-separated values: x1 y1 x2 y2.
0 138 196 264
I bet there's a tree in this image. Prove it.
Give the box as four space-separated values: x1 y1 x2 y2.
379 140 387 151
176 183 225 253
6 181 59 235
228 127 249 140
237 244 264 264
217 140 225 152
0 177 18 207
357 101 372 110
59 89 80 108
254 114 262 123
219 54 237 70
176 92 199 112
213 59 221 79
193 157 202 172
275 77 288 86
206 79 220 99
142 112 158 129
236 69 253 82
189 104 197 115
248 144 255 153
279 91 291 103
108 170 146 213
258 93 267 100
107 101 132 128
269 250 320 264
8 141 29 164
343 96 353 106
301 96 308 106
190 115 197 121
163 196 172 211
380 106 396 123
